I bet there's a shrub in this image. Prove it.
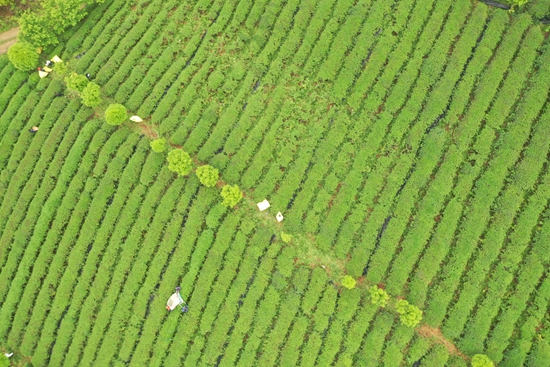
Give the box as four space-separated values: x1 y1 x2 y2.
471 354 494 367
65 73 89 93
0 354 8 367
7 42 39 71
105 104 128 126
368 286 389 308
195 165 219 187
220 184 243 208
55 61 68 75
150 138 166 153
281 233 292 243
81 82 102 107
341 275 356 290
395 300 423 327
167 149 193 176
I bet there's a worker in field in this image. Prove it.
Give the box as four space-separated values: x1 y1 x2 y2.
29 126 39 134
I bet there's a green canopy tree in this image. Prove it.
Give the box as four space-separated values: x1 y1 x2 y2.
471 354 494 367
167 149 193 176
220 184 243 208
7 42 39 71
395 300 423 327
341 275 357 290
195 165 219 187
104 104 128 126
65 73 89 93
81 82 102 107
150 138 167 153
368 286 389 308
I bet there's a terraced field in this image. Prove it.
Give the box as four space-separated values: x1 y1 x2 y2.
1 0 550 365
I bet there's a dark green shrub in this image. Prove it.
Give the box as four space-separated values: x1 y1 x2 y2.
8 41 39 71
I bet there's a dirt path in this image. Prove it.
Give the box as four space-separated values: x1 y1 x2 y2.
0 27 20 54
417 324 469 360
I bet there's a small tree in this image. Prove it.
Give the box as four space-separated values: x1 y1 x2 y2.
195 165 219 187
395 300 423 327
167 149 193 176
150 138 166 153
65 73 89 93
220 184 243 208
81 82 102 107
281 233 292 243
104 103 128 126
368 286 389 308
342 275 356 290
8 42 39 71
471 354 494 367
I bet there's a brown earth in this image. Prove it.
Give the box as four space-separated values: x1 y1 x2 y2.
0 27 19 54
417 324 469 360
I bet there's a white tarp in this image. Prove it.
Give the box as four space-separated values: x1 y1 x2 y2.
52 55 63 63
130 116 143 122
257 199 270 211
166 291 184 311
38 70 49 79
276 212 284 222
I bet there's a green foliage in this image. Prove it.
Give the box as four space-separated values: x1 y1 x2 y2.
64 73 89 93
281 233 292 243
19 12 59 47
220 184 242 208
18 0 105 47
104 104 128 126
510 0 529 7
0 354 8 367
341 275 356 290
166 149 193 176
395 300 423 327
195 165 219 187
81 82 102 107
7 42 39 71
150 138 166 153
368 286 389 308
208 70 224 90
55 61 68 75
471 354 494 367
